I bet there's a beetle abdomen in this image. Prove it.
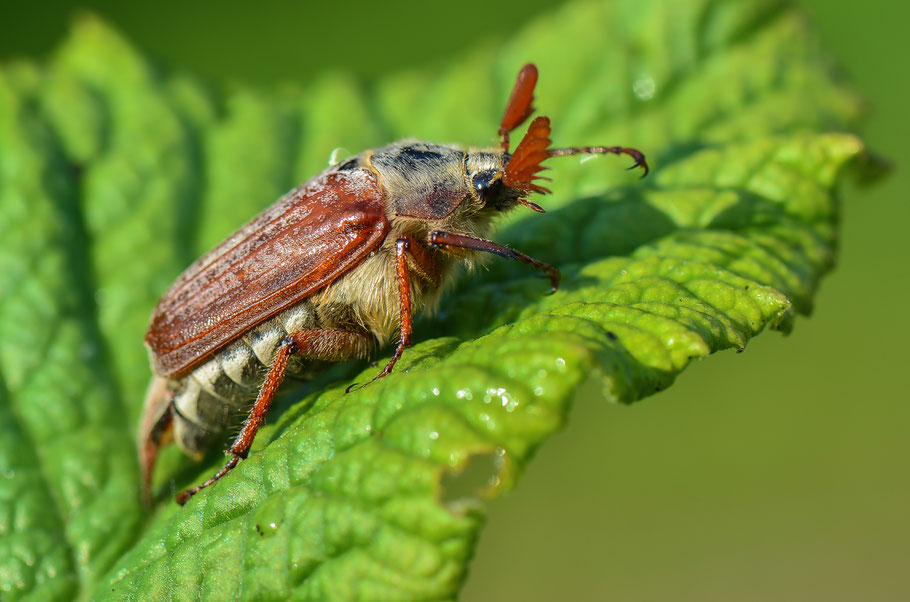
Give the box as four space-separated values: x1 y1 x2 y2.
170 300 331 455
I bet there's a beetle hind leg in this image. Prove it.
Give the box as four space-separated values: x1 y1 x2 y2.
175 329 373 505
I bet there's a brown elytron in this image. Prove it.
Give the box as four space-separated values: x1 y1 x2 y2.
145 170 390 378
141 63 648 505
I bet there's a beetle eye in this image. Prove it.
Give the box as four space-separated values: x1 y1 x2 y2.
472 170 502 198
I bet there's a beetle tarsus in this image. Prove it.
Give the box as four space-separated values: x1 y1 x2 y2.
176 456 240 505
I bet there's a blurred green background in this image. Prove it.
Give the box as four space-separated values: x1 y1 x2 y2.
3 1 907 599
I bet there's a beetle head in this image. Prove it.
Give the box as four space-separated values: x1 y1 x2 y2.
461 117 553 217
463 152 509 212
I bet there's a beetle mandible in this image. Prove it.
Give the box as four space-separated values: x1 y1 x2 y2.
139 63 648 505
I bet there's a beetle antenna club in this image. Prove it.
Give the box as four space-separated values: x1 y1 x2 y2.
139 62 647 505
499 63 539 153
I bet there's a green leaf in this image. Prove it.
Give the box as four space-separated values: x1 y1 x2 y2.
0 0 880 599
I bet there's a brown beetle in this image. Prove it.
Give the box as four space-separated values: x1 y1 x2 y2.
139 63 648 505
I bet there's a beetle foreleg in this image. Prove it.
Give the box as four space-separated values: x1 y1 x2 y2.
428 230 560 292
175 328 373 505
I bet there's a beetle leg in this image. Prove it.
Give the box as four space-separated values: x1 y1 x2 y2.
428 230 560 292
175 329 373 505
371 238 414 381
346 236 441 393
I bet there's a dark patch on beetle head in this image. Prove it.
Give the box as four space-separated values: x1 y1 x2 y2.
381 143 453 174
398 146 446 165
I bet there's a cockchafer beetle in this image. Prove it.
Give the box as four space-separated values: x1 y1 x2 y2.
139 63 648 505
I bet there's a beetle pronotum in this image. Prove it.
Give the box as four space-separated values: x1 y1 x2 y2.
139 63 648 505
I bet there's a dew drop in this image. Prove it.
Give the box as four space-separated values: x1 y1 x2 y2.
327 147 350 166
632 74 656 101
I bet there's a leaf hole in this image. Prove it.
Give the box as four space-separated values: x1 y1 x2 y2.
440 450 506 512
